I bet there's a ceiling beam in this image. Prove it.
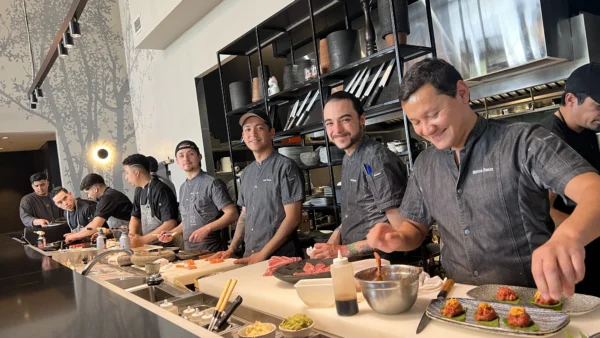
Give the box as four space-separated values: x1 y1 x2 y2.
27 0 89 96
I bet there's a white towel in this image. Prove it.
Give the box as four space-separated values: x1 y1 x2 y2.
418 272 445 295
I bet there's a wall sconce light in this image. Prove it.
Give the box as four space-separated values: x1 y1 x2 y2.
57 42 68 57
94 147 111 163
62 31 74 48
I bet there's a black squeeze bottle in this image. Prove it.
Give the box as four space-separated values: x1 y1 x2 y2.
331 250 359 316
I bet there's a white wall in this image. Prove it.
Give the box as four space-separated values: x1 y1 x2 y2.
118 0 294 192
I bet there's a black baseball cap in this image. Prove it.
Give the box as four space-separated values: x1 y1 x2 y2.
239 110 272 128
565 62 600 104
175 140 200 156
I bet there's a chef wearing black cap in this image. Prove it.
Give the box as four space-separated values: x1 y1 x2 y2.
209 110 305 264
159 140 238 252
540 62 600 296
123 154 179 248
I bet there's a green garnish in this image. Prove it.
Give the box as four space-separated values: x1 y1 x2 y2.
441 306 467 322
502 318 540 332
529 298 563 311
494 296 520 305
476 317 499 328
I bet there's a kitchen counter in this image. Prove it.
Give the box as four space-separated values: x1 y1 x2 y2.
0 234 218 338
197 261 600 338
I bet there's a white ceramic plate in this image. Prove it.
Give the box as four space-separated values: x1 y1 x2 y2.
427 298 570 337
467 284 600 316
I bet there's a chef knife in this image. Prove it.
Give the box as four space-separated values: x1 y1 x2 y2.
283 100 300 130
348 67 368 95
295 90 321 127
354 68 371 99
365 59 396 107
416 278 455 334
345 70 362 94
360 62 387 106
215 295 244 331
288 91 312 129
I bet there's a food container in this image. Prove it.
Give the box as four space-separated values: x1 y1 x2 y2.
279 322 315 338
294 278 335 308
354 265 422 315
238 322 276 338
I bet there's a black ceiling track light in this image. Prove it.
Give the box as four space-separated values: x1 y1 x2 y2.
25 0 90 108
62 31 74 48
57 42 69 57
69 17 81 37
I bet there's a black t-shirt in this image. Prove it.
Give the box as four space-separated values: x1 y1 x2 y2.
96 187 133 221
539 114 600 213
132 177 179 222
68 198 103 231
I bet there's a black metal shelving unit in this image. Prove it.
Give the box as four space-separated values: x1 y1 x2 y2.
216 0 437 228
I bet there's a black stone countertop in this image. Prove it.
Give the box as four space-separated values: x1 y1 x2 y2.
0 234 203 338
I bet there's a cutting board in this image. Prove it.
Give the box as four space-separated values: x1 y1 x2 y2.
161 259 240 285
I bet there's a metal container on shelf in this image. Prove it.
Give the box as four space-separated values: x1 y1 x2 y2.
326 30 361 71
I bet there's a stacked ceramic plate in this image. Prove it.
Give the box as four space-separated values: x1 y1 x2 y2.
279 146 313 166
318 146 344 163
323 187 333 197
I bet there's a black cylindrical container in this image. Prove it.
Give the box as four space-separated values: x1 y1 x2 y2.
327 30 361 71
378 0 410 39
229 81 251 110
283 64 296 90
257 65 271 99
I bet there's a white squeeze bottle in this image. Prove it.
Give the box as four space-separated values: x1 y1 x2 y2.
330 250 359 316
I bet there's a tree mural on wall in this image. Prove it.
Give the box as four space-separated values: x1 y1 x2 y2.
0 0 137 196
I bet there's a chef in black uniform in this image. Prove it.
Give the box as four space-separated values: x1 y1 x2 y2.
64 173 133 243
50 187 103 234
540 62 600 296
123 154 179 248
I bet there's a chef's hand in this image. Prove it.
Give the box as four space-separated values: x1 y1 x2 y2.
35 219 50 227
64 233 79 244
129 234 143 248
234 251 267 265
367 223 403 253
158 231 174 243
189 226 211 243
206 249 234 261
532 229 586 301
312 243 345 259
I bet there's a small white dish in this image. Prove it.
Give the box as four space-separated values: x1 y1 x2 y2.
294 278 334 308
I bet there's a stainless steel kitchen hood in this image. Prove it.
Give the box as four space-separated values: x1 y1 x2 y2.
405 0 585 98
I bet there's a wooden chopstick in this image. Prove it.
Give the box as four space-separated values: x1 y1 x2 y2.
219 279 238 313
215 278 232 312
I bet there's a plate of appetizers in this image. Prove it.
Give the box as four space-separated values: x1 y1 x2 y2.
426 298 570 337
467 284 600 316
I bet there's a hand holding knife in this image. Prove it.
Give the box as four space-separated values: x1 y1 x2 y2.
416 278 455 334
